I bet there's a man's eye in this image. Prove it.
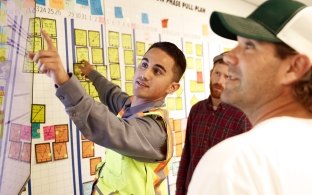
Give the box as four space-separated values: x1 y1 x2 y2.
215 72 221 76
154 69 163 75
245 41 255 49
141 62 148 68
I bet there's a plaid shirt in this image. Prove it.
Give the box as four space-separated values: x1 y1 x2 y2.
176 96 252 195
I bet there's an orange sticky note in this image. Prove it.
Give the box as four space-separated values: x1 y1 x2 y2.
50 0 65 9
161 19 168 28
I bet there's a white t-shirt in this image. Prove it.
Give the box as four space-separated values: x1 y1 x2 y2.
188 117 312 195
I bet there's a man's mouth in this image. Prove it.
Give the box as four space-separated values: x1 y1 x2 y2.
136 80 148 87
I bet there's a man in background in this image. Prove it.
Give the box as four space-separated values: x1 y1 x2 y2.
189 1 312 194
176 52 251 195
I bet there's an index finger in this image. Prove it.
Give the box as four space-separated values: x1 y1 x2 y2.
41 29 56 51
82 60 91 66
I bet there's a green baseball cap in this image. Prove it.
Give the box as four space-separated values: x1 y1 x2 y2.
210 0 312 60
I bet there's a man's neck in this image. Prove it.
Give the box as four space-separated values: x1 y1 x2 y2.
247 96 312 126
211 96 221 110
131 96 164 108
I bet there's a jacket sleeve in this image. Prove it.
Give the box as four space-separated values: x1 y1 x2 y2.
87 70 129 114
55 74 167 162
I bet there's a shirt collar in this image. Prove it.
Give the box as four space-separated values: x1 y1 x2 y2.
123 99 165 118
207 96 228 111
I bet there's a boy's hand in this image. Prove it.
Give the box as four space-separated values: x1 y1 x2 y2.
79 60 94 78
28 29 69 85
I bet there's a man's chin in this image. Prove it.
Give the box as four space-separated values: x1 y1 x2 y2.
211 93 221 99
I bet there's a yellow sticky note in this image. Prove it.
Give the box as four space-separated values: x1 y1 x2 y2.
80 81 90 94
108 31 119 47
136 42 145 56
175 97 183 110
122 33 132 49
185 42 193 55
43 38 57 50
224 48 232 52
27 37 43 52
190 80 197 93
195 44 203 56
28 17 41 36
0 9 7 24
125 82 133 96
75 29 87 46
166 97 176 111
31 104 45 123
108 47 119 63
0 48 6 62
190 95 198 106
0 33 7 45
89 31 101 47
96 65 107 77
23 57 38 73
111 80 122 88
136 57 142 66
91 48 104 64
73 63 85 80
202 24 209 36
109 64 121 80
197 82 204 93
124 50 134 65
42 18 57 37
186 57 194 69
125 66 134 81
89 84 98 98
195 58 203 71
76 47 89 63
175 87 183 97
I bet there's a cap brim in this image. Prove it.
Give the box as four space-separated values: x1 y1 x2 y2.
210 11 282 43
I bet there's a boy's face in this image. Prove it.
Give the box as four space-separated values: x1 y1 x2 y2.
133 47 179 104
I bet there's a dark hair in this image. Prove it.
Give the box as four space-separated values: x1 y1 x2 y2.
212 52 228 70
275 42 298 59
147 42 186 82
214 59 225 65
275 42 312 113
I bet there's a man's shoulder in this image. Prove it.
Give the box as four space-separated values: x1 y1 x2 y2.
191 98 211 109
221 103 247 116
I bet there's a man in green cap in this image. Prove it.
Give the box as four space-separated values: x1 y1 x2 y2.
188 1 312 194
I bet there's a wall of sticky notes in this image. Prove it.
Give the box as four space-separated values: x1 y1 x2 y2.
0 0 239 195
0 1 35 194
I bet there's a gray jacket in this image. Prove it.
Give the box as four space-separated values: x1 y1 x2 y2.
55 71 168 162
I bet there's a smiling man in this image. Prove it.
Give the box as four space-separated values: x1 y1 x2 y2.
176 53 251 195
188 1 312 194
29 30 186 195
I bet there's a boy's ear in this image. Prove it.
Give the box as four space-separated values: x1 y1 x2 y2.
167 82 180 94
282 54 311 85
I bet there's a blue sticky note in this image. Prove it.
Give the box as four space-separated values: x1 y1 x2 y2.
141 13 149 24
114 6 123 19
91 0 103 15
36 0 45 6
77 0 88 6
